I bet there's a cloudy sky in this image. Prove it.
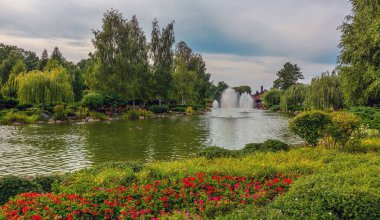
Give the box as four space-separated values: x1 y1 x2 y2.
0 0 352 91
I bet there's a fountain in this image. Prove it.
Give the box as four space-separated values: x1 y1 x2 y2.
212 100 219 108
212 88 254 118
239 92 253 112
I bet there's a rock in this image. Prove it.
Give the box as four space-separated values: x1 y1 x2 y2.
40 112 50 119
139 116 145 120
13 122 23 126
38 121 46 124
55 120 64 124
48 119 55 124
88 118 95 122
94 119 101 122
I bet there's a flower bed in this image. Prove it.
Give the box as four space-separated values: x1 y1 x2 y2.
1 173 294 219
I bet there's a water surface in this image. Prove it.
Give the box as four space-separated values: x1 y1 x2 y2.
0 109 301 176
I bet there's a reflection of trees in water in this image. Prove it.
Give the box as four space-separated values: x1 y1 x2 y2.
83 117 207 164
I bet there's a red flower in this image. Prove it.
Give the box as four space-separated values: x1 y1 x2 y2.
161 196 168 202
32 214 42 220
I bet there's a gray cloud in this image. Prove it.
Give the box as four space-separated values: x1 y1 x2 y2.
0 0 351 87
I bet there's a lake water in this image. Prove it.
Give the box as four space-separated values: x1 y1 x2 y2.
0 109 301 176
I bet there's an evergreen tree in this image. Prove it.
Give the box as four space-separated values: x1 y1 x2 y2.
50 46 65 66
39 49 49 70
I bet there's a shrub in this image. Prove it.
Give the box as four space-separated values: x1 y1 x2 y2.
0 176 41 205
75 106 90 119
325 112 361 149
124 109 139 120
0 110 39 124
33 175 62 192
262 89 282 109
148 105 169 114
349 107 380 130
289 110 331 146
269 105 280 112
196 146 239 159
171 106 186 112
89 111 107 120
0 98 18 109
186 106 194 114
243 140 289 153
53 104 67 120
81 92 104 110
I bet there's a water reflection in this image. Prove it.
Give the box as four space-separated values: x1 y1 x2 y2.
0 111 301 176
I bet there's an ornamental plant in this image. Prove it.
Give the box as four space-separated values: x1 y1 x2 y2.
1 173 295 219
289 110 331 146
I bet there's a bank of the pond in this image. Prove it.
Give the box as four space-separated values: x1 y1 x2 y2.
1 142 379 219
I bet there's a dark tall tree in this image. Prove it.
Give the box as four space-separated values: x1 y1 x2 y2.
39 49 49 70
273 62 303 90
338 0 380 106
50 46 65 66
233 86 252 95
150 18 175 105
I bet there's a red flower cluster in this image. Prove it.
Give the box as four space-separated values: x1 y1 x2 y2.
1 173 295 219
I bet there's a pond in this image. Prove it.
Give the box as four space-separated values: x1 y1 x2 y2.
0 109 301 176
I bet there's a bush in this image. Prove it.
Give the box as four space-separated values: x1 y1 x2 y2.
53 104 67 120
0 176 41 205
289 110 331 146
0 98 18 109
349 107 380 130
196 146 239 159
148 105 169 114
269 105 280 112
75 106 90 119
186 106 194 114
0 110 39 124
170 106 186 112
243 140 289 153
33 175 62 192
81 92 104 110
262 89 282 109
325 112 361 149
124 109 139 120
89 111 107 120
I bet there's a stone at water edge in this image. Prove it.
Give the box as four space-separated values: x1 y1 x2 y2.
40 112 50 119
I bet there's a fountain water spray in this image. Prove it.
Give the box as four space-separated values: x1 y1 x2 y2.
239 92 253 112
212 100 219 108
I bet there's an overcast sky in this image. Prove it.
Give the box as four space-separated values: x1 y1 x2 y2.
0 0 352 91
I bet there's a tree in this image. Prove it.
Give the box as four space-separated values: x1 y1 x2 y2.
211 81 229 101
39 49 49 70
233 86 252 95
17 67 73 108
273 62 304 90
305 72 344 110
50 46 65 66
338 0 380 106
0 50 23 84
280 84 307 111
2 59 27 98
189 53 212 104
262 89 282 108
150 18 175 105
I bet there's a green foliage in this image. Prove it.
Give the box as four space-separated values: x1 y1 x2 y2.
233 85 251 95
269 105 280 112
33 175 62 192
2 59 27 98
0 175 41 205
325 112 361 149
53 104 67 120
273 62 304 90
125 109 139 120
81 92 104 110
338 1 380 106
0 110 39 124
305 72 344 110
280 84 306 111
89 111 107 120
262 89 282 109
244 140 289 153
17 68 74 107
75 106 90 119
289 110 331 146
211 81 229 101
148 105 169 114
196 146 239 159
349 107 380 130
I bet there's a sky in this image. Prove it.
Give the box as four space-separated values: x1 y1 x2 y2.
0 0 352 91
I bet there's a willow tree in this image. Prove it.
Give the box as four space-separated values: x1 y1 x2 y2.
280 84 307 111
305 72 344 110
338 0 380 106
17 68 73 108
2 59 26 98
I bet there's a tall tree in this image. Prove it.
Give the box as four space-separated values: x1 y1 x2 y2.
2 59 27 98
211 81 229 101
233 86 252 95
50 46 66 66
273 62 303 90
338 0 380 106
39 49 49 70
189 53 211 104
150 18 175 105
